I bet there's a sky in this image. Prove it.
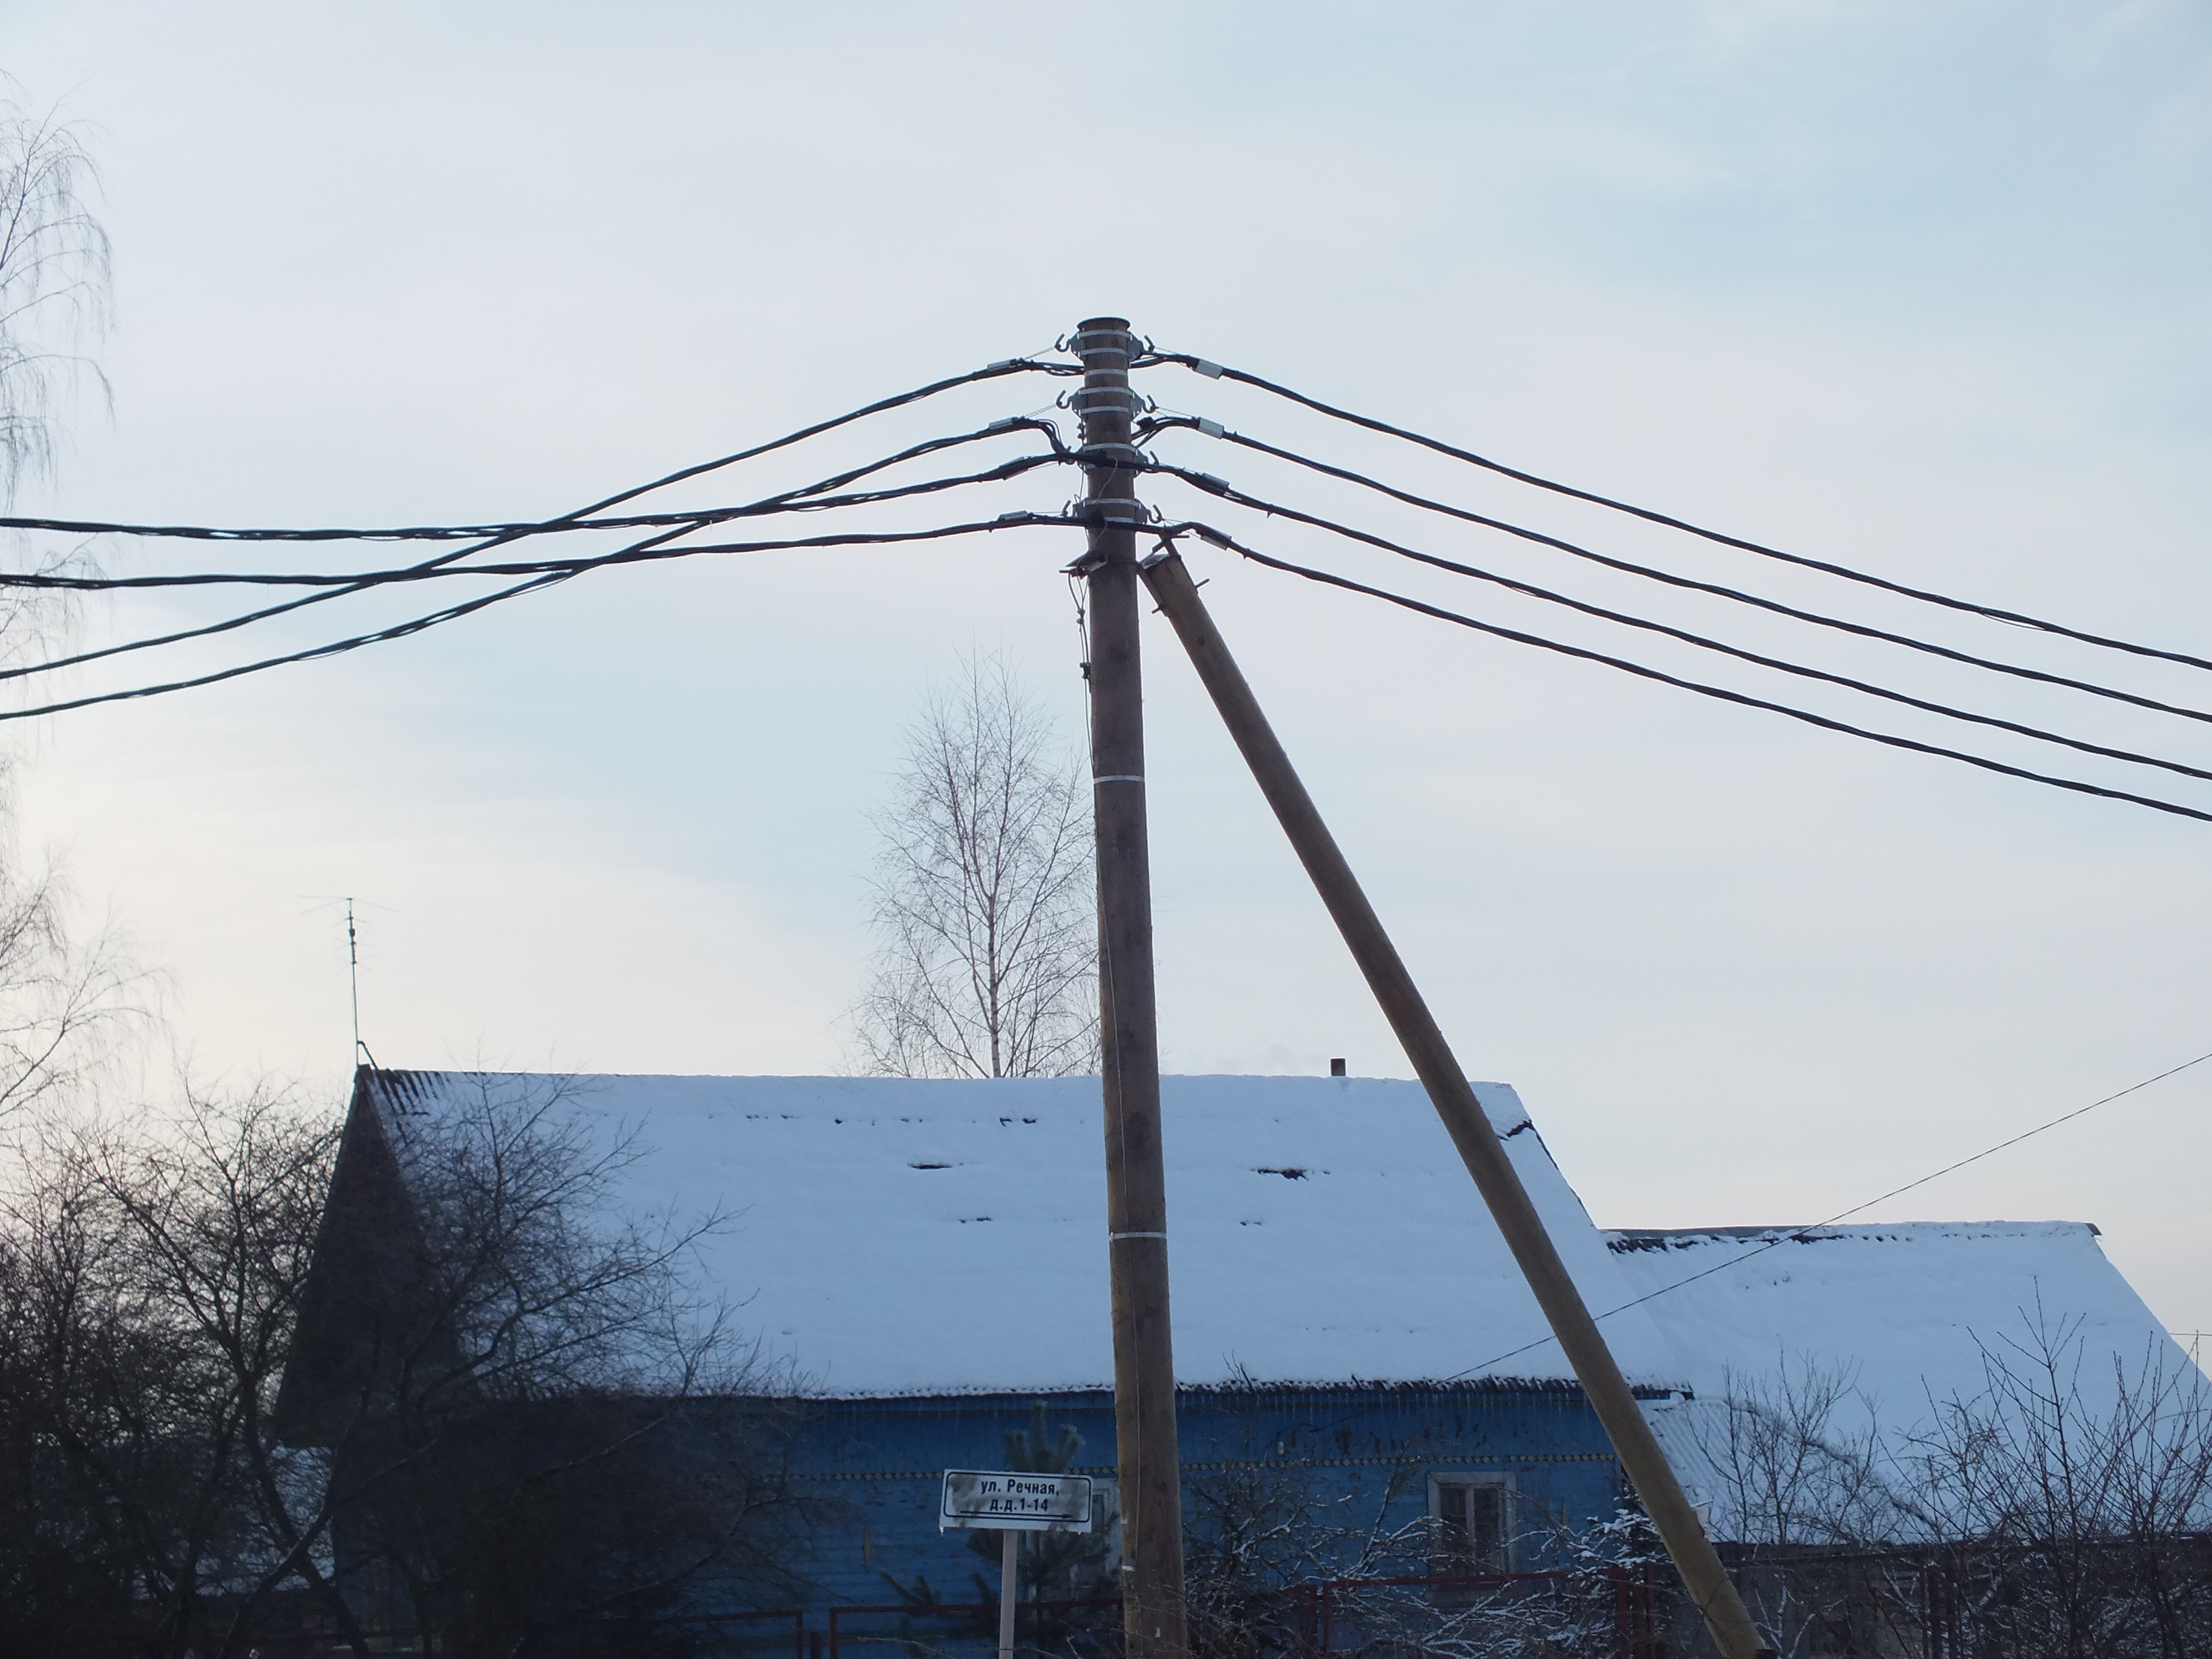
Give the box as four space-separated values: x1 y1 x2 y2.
6 3 2212 1342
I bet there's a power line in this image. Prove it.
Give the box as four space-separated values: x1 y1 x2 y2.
0 445 1066 688
0 516 1063 723
0 422 1070 579
1147 352 2212 676
1150 469 2212 788
1442 1046 2212 1381
1147 419 2212 731
1168 523 2212 824
0 449 1066 595
0 365 1069 691
472 356 1072 527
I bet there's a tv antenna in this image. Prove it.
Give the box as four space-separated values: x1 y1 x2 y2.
344 897 375 1069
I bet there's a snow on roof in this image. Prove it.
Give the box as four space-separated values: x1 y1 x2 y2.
360 1071 2190 1420
364 1071 1678 1398
1607 1222 2200 1505
1606 1222 2181 1416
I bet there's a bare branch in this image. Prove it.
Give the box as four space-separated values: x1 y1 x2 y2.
852 652 1098 1078
0 83 110 507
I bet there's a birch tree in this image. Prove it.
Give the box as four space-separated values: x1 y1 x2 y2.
853 655 1098 1078
0 87 133 1124
0 84 110 508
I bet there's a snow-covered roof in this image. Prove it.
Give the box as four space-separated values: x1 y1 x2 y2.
357 1071 2191 1418
364 1070 1677 1397
1607 1222 2175 1420
1606 1221 2198 1502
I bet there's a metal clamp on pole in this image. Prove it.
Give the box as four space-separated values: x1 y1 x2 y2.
1071 327 1137 356
1134 545 1774 1659
1078 442 1150 466
1068 386 1146 415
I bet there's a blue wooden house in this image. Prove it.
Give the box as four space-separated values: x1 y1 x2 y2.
279 1067 2188 1641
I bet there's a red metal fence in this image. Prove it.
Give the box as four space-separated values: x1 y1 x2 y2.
219 1570 1664 1659
819 1569 1662 1659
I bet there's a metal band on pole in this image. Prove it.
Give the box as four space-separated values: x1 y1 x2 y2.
1136 546 1773 1659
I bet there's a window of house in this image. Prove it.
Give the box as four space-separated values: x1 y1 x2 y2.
1428 1473 1513 1579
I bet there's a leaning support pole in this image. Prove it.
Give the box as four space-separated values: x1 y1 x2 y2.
1137 548 1771 1659
1074 319 1188 1659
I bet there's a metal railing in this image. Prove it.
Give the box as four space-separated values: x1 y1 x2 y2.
817 1571 1661 1659
211 1572 1666 1659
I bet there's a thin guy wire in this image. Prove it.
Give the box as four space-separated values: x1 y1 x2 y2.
1149 469 2212 788
1145 352 2212 675
1444 1047 2212 1381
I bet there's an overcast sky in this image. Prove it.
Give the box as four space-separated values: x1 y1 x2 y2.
9 3 2212 1344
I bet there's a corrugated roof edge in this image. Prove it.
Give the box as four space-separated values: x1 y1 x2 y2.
775 1374 1668 1404
366 1067 459 1114
1604 1221 2101 1252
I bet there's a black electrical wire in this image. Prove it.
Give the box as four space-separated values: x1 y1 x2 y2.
0 451 1067 595
1146 419 2212 732
0 363 1071 545
0 516 1062 724
0 419 1070 588
0 439 1068 686
1150 468 2212 788
1167 524 2212 825
1146 352 2212 676
0 365 1068 692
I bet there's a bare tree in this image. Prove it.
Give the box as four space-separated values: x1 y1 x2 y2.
0 856 138 1124
0 1085 332 1659
0 83 110 508
282 1073 802 1658
1895 1309 2212 1658
0 87 138 1126
853 654 1097 1078
1688 1355 1918 1550
0 1075 801 1659
1668 1313 2212 1658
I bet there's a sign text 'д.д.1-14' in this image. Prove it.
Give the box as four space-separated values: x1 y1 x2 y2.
938 1469 1094 1533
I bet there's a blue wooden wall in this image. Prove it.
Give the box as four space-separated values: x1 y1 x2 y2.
785 1384 1627 1619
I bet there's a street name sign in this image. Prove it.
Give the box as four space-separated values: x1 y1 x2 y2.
938 1469 1094 1533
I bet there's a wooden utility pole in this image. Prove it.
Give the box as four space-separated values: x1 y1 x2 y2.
1071 316 1188 1659
1136 546 1774 1659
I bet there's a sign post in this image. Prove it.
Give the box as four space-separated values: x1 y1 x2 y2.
939 1470 1095 1659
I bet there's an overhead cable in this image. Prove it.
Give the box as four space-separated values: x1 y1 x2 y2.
0 451 1067 596
0 366 1069 686
0 444 1067 687
0 516 1061 723
1147 420 2212 731
0 420 1069 585
1152 468 2212 788
1146 352 2212 675
1168 524 2212 825
0 365 1071 544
